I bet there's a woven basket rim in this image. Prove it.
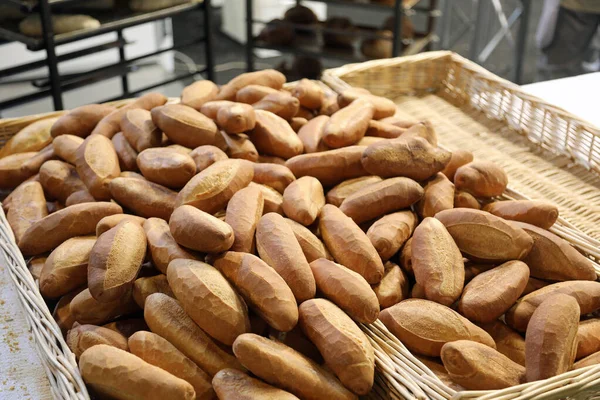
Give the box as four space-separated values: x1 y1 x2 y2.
323 51 600 400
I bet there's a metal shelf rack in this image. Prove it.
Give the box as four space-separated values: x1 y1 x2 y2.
245 0 439 72
0 0 214 111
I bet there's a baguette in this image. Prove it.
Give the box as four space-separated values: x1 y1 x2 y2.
309 258 379 324
75 134 121 200
40 236 96 299
216 69 286 100
189 145 228 172
176 159 254 213
326 176 382 207
0 118 55 158
167 259 250 345
18 202 122 256
51 104 115 138
133 274 175 308
152 104 218 148
129 331 215 400
372 261 409 309
249 110 303 159
121 108 162 152
143 217 196 274
181 80 219 110
252 163 295 194
255 212 316 302
88 220 147 302
249 182 284 215
282 176 325 226
79 345 195 400
112 132 139 171
319 204 384 284
213 251 298 332
53 134 84 165
225 185 264 253
366 211 417 261
284 217 332 262
144 293 243 376
137 147 196 189
232 333 357 400
213 369 299 400
96 214 145 236
170 205 234 253
6 181 47 243
71 288 139 325
299 299 374 395
67 322 128 358
297 115 329 153
109 176 177 220
39 160 86 202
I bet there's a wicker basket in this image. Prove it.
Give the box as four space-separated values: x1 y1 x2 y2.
1 52 600 400
322 51 600 399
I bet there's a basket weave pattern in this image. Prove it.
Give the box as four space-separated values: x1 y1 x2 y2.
323 51 600 399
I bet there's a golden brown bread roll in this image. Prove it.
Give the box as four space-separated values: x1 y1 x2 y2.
213 369 299 400
79 344 196 400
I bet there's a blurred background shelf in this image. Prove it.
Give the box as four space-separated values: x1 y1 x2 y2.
245 0 440 74
0 0 214 111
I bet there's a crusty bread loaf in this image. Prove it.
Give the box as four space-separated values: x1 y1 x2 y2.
51 104 115 138
169 205 234 253
109 177 177 220
143 217 196 274
79 344 195 400
129 331 215 400
112 132 139 172
53 288 85 335
525 293 580 382
67 322 128 358
71 288 139 325
255 212 315 302
372 261 410 309
91 93 167 138
213 369 299 399
181 80 219 111
282 176 325 226
232 333 357 400
190 145 228 172
458 260 529 323
225 185 264 253
299 299 374 394
249 182 283 215
144 293 243 376
121 108 162 152
18 202 122 256
506 281 600 332
0 118 55 159
40 236 96 299
75 134 121 200
152 104 218 148
513 221 597 281
435 208 533 262
96 214 146 236
39 160 87 202
319 204 384 284
284 218 332 262
366 210 417 261
53 134 84 165
88 220 147 303
167 259 250 345
213 251 298 332
137 147 196 189
176 159 254 213
6 181 47 244
441 340 525 390
309 258 379 324
380 299 495 357
252 163 295 194
479 320 526 366
132 275 175 308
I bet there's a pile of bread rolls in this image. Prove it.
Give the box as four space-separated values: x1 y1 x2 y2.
1 68 598 399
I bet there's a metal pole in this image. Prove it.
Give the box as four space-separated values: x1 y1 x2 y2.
246 0 254 71
203 0 215 81
440 0 451 49
392 0 403 57
513 0 531 84
425 0 438 51
117 30 129 96
39 0 63 110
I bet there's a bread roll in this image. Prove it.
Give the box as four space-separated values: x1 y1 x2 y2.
75 134 121 200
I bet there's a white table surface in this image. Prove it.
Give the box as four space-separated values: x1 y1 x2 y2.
521 72 600 129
